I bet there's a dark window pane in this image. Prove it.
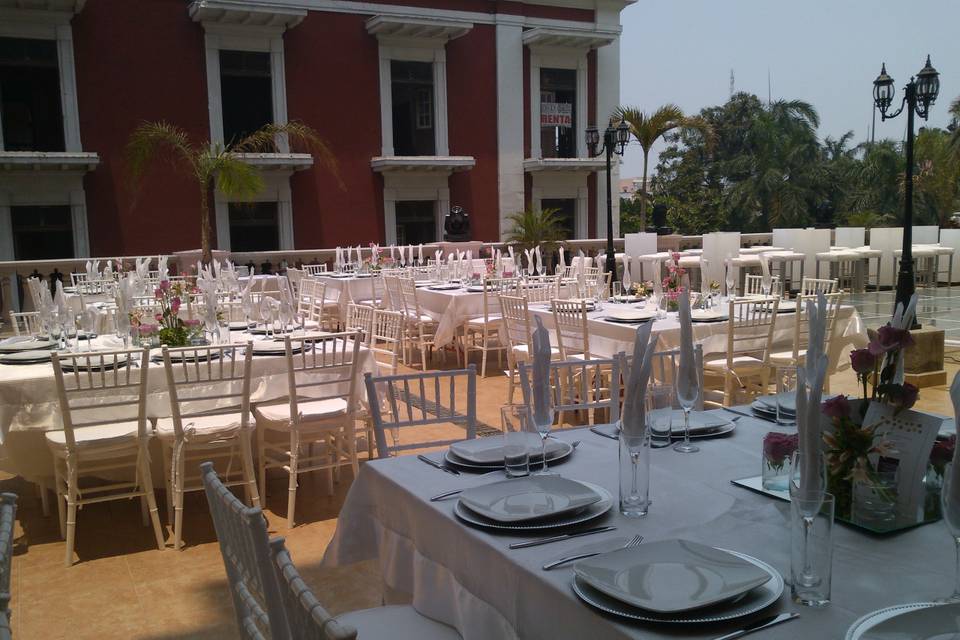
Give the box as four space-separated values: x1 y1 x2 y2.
0 37 64 152
541 198 576 239
220 50 273 146
391 60 435 156
229 202 279 252
540 68 576 159
11 205 73 259
395 201 436 244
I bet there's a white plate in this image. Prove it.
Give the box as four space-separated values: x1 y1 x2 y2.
162 351 220 363
604 308 657 323
756 392 795 413
427 284 463 291
572 548 783 623
228 321 254 331
444 440 573 471
0 339 56 353
846 602 952 640
60 354 130 371
249 341 303 356
648 410 736 436
248 324 298 335
458 476 601 523
454 481 612 531
691 309 729 322
449 437 568 465
574 539 771 613
0 350 53 364
465 285 485 293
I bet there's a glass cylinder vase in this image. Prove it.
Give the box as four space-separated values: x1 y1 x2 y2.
761 430 798 491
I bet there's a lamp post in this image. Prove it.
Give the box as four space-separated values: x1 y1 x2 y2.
586 120 630 291
872 55 940 326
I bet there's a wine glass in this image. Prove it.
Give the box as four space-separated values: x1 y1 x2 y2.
259 297 272 338
725 259 737 300
941 464 960 602
789 451 827 589
81 307 98 351
673 356 700 453
531 375 555 475
241 295 254 330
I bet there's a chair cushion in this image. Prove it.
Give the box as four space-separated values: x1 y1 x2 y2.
154 412 251 440
704 355 765 370
45 421 141 449
512 344 561 360
407 314 436 325
769 349 806 365
467 315 501 326
254 398 349 430
337 605 461 640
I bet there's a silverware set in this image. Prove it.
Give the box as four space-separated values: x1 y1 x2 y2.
542 534 643 570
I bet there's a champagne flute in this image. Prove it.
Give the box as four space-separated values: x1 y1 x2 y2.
725 259 737 300
941 463 960 602
789 451 827 589
673 358 700 453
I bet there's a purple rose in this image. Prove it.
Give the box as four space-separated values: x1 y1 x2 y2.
821 394 850 419
887 382 919 410
138 323 158 336
159 279 172 291
850 348 877 375
170 297 181 314
875 324 914 353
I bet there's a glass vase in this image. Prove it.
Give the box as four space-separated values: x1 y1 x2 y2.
761 429 797 491
619 426 650 518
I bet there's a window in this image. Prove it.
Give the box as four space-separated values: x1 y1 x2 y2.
229 202 279 252
11 205 73 259
219 50 273 146
542 198 576 240
0 37 64 152
391 60 435 156
395 201 436 244
539 68 576 159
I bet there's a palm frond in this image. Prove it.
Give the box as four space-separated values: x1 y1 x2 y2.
230 120 344 190
212 155 265 201
125 121 198 182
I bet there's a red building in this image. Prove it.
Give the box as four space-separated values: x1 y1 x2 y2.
0 0 632 260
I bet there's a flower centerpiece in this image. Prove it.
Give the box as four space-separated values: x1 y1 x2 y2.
631 280 654 299
153 280 203 347
367 243 382 273
762 431 799 490
821 321 917 519
661 252 686 312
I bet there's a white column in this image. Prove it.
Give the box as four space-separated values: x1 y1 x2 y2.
278 177 295 249
270 36 290 152
215 195 231 251
383 189 398 244
433 48 449 156
56 24 82 152
495 21 525 239
529 52 541 160
378 49 394 156
70 187 89 258
595 37 621 238
204 34 225 146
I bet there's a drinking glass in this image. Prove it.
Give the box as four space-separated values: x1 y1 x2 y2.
790 493 834 606
674 358 700 454
940 463 960 602
619 427 650 518
852 470 899 530
646 385 674 449
725 259 737 300
531 380 555 476
241 296 254 329
774 365 798 426
500 405 540 478
789 451 828 602
259 297 272 338
81 307 98 351
612 281 622 301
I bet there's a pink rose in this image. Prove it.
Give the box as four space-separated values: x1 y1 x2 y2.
849 348 877 375
870 324 914 355
138 323 158 336
821 394 850 419
671 252 681 262
763 431 799 467
170 297 181 314
155 287 163 299
155 313 163 322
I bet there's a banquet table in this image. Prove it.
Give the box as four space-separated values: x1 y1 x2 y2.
323 414 953 639
528 302 867 375
0 331 376 482
317 274 380 314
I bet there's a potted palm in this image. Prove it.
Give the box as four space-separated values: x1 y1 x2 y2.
505 207 567 254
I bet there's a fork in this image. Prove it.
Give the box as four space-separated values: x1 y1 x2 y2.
542 534 643 570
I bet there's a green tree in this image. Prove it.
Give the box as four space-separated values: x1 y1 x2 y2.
126 120 339 264
614 104 713 230
505 207 567 253
914 127 960 225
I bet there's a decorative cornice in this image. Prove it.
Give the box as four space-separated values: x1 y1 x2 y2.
189 0 307 30
365 15 472 43
0 151 99 173
371 156 475 173
523 157 606 173
522 27 617 50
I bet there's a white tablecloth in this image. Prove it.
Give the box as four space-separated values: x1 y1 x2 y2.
323 416 952 639
0 332 375 482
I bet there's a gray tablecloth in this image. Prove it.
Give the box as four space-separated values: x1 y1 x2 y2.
323 411 951 639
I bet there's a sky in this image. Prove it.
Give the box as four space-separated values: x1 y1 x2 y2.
616 0 960 178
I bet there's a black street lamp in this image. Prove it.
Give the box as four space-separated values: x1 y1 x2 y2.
586 120 630 291
872 55 940 326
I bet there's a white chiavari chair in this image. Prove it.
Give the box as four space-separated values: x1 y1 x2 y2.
462 276 516 377
363 366 477 459
49 348 163 565
518 357 622 429
521 275 559 304
302 263 328 276
800 277 838 296
398 277 446 370
743 274 781 298
158 343 259 549
499 294 560 404
344 303 375 344
551 299 592 360
704 297 780 406
769 292 843 391
8 311 41 336
254 333 361 527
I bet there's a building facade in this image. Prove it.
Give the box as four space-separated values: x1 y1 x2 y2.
0 0 631 260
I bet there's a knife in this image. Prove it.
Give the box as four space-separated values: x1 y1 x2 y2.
712 612 798 640
417 454 460 476
721 407 774 423
509 525 616 550
589 426 619 440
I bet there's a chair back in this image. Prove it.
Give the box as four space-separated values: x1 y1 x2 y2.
363 366 477 458
9 311 41 336
0 493 17 625
382 275 404 314
305 281 329 327
285 268 303 296
518 357 622 423
791 292 843 361
800 277 838 296
370 309 404 375
283 332 361 430
161 344 253 441
499 294 531 351
344 304 375 344
302 264 327 276
397 277 423 319
201 462 290 640
551 299 590 359
268 538 357 640
743 274 781 297
522 276 559 304
51 348 152 452
481 277 517 321
725 297 780 365
623 346 705 410
297 278 318 317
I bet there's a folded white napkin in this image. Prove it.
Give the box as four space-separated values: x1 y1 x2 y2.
418 244 424 264
558 247 566 271
54 280 70 319
621 320 659 438
891 294 919 384
531 316 553 429
158 256 169 282
795 293 830 501
524 249 533 276
677 290 698 405
535 246 543 275
408 245 414 266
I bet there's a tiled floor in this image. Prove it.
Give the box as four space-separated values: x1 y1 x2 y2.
848 286 960 343
4 307 960 638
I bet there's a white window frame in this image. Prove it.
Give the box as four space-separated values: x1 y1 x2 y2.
382 172 449 245
528 47 588 160
0 172 90 260
201 23 290 152
214 170 295 252
530 171 589 240
377 42 449 157
0 9 83 153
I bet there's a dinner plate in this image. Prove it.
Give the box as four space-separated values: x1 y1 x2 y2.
0 350 53 365
755 392 795 414
609 295 642 303
228 321 254 331
648 410 737 437
845 602 953 640
572 548 783 624
454 481 612 531
0 338 56 353
574 539 771 613
61 354 129 372
604 308 657 323
449 437 568 465
427 284 463 291
465 285 486 293
458 476 602 523
160 351 221 363
249 341 303 356
444 440 574 471
248 325 298 335
691 309 729 322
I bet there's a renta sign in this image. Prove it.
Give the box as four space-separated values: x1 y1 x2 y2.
540 102 572 127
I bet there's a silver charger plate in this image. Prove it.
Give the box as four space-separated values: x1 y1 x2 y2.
427 284 463 291
0 339 56 353
0 350 53 365
444 440 574 471
571 548 784 624
454 480 611 532
845 602 950 640
60 354 130 372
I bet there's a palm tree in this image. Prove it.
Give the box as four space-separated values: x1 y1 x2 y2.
126 120 339 264
614 104 714 230
505 207 567 254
